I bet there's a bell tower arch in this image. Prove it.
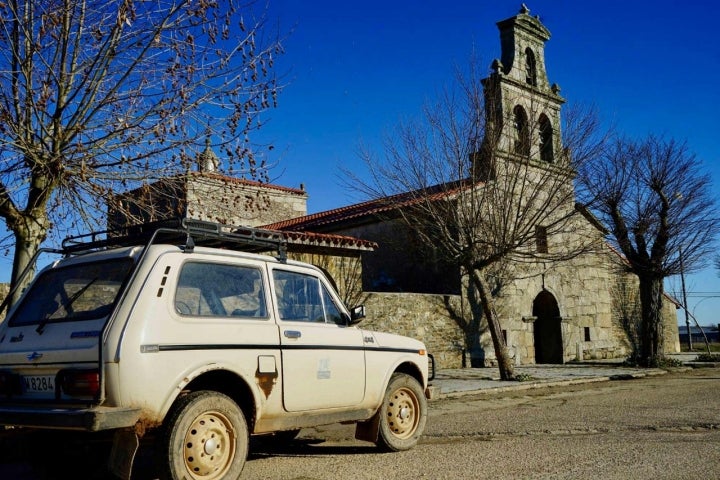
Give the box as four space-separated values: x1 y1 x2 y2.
481 4 565 166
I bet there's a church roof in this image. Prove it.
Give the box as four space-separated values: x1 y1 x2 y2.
263 179 471 232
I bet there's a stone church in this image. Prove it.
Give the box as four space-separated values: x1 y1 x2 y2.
263 6 680 367
112 6 680 369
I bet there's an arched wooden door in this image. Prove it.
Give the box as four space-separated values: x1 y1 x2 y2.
533 290 563 364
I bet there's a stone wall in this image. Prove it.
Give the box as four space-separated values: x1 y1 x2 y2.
109 173 308 229
361 292 467 369
355 272 678 370
495 242 632 364
186 174 308 227
324 219 460 294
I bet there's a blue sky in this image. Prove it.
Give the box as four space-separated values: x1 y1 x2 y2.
254 0 720 327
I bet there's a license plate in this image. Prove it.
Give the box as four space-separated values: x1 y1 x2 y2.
23 375 55 393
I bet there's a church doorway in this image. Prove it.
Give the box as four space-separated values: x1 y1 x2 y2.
533 290 563 364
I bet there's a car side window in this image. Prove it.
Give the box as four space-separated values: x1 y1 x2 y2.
320 283 345 325
273 269 344 324
175 262 267 318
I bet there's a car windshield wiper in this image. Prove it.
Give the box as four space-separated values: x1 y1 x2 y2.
36 277 98 335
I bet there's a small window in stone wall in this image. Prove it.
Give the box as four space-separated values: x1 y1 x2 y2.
525 48 538 86
535 225 548 253
584 326 591 342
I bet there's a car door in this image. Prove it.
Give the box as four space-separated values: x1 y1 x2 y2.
271 266 366 412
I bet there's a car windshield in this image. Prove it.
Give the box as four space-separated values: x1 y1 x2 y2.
9 258 134 327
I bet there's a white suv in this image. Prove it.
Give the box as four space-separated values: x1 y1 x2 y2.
0 219 431 479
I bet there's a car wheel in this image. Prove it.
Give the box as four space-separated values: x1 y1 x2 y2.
376 373 427 452
160 391 248 480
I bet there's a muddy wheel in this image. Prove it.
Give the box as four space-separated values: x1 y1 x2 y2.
376 373 427 452
160 391 248 480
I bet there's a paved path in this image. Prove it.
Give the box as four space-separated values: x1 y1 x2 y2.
429 362 673 399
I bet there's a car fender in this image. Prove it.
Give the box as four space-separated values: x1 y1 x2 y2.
154 360 268 425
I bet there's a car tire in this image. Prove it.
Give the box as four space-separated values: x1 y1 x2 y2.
159 390 248 480
376 373 427 452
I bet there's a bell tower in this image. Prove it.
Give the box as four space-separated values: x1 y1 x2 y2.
481 4 565 166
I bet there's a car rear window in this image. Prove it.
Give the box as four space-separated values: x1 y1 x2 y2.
9 258 134 327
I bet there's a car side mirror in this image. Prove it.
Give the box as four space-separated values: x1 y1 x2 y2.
349 305 365 325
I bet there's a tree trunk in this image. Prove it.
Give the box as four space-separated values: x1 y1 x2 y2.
469 269 514 380
637 274 665 367
8 217 49 307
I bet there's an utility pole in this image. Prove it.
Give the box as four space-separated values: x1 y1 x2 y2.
679 247 692 351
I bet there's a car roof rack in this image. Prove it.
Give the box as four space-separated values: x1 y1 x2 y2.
61 218 287 260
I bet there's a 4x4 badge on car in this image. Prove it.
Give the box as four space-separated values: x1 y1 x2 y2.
27 352 43 361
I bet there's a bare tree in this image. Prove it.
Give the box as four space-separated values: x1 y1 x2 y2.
0 0 282 299
353 61 606 380
577 135 719 366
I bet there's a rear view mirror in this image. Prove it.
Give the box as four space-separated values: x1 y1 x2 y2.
349 305 365 325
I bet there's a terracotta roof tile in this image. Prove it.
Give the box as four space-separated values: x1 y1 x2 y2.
279 229 377 251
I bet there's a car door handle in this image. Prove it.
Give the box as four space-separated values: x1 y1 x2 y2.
284 330 302 339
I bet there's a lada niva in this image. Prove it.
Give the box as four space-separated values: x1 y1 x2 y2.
0 219 431 479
